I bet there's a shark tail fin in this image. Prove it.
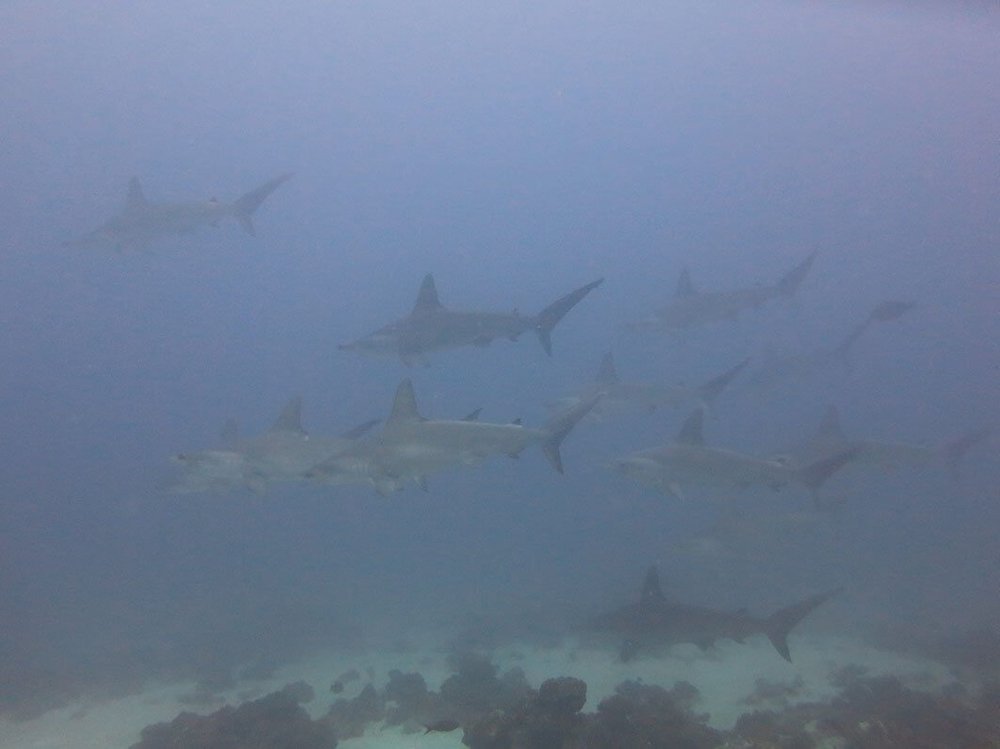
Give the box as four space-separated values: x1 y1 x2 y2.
533 278 604 356
541 394 601 473
232 173 293 236
764 588 842 662
796 448 858 499
776 252 817 297
834 300 915 361
697 358 750 406
942 428 991 480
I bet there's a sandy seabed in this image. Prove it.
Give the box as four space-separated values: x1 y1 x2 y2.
0 634 957 749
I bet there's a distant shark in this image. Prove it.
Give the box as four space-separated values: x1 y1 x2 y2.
67 173 292 251
171 396 377 493
630 253 816 333
610 409 856 504
594 566 841 662
339 274 604 365
308 379 600 495
786 405 991 480
748 300 915 390
551 353 749 421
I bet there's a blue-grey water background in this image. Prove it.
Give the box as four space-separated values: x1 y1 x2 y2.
1 0 997 711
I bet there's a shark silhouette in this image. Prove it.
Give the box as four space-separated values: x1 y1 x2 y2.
68 173 292 251
594 566 841 662
340 274 604 365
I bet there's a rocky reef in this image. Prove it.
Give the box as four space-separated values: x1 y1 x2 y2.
130 651 1000 748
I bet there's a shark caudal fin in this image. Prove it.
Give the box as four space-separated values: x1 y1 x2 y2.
697 358 750 406
541 394 601 473
796 448 858 503
533 278 604 356
764 588 842 662
775 252 817 297
232 173 293 236
833 300 915 360
942 428 991 480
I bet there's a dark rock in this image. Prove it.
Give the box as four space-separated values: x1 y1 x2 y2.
321 684 384 741
536 677 586 716
130 689 337 749
280 681 315 704
580 680 721 749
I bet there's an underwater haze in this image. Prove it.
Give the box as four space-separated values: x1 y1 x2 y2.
1 0 998 743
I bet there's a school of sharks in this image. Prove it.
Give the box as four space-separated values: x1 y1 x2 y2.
66 176 991 665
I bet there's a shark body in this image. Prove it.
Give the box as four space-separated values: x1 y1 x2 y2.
631 253 815 333
748 300 915 390
787 405 990 480
340 275 604 365
611 410 855 504
309 379 599 495
552 353 748 421
69 173 292 251
594 566 841 662
171 396 377 493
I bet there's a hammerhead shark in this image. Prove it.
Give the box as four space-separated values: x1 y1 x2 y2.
68 173 292 251
786 405 991 480
339 274 604 365
631 253 816 332
551 353 749 421
748 300 915 390
308 379 600 495
610 410 856 504
171 396 377 494
594 566 841 662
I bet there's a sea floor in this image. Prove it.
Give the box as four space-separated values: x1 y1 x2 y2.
0 634 962 749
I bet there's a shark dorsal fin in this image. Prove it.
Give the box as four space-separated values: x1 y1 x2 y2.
596 352 619 387
220 418 239 448
125 177 147 213
511 417 523 426
462 408 482 422
677 410 705 445
676 267 695 297
412 274 443 314
270 396 305 434
388 379 423 424
816 405 847 443
639 566 666 610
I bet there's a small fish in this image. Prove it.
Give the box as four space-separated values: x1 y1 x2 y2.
424 718 461 734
